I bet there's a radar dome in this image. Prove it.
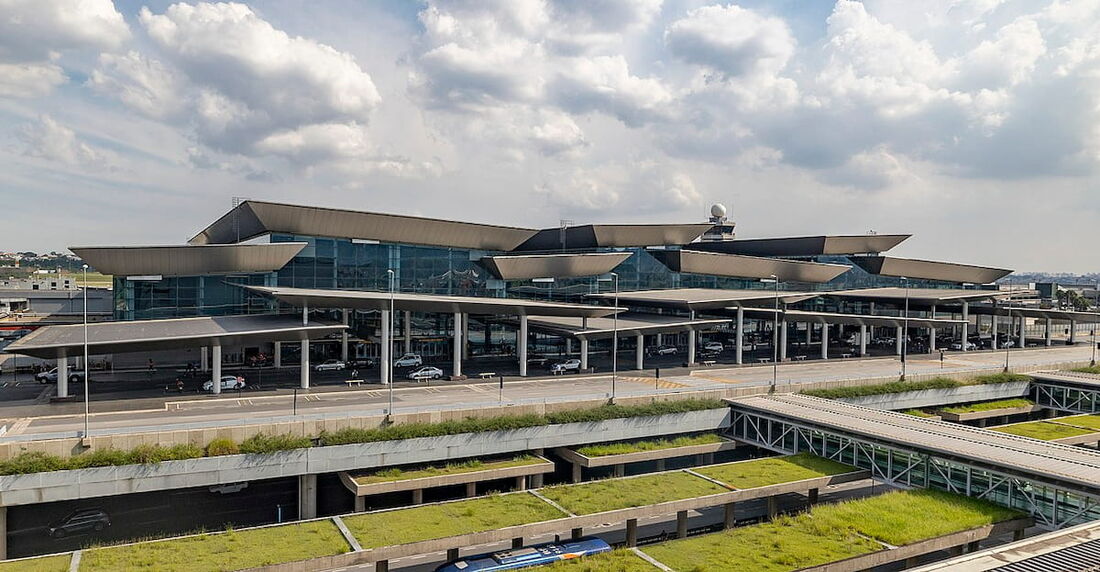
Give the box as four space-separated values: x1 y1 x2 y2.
710 203 727 218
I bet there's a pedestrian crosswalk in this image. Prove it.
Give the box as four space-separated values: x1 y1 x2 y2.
618 376 689 389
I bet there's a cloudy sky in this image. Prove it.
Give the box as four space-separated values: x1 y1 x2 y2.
1 0 1098 272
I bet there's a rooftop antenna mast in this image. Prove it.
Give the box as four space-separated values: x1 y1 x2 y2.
559 219 573 252
232 196 249 243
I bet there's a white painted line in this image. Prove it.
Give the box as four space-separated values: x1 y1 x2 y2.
631 547 672 571
332 516 364 552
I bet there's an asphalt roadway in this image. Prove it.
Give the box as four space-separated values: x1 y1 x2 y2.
0 344 1093 443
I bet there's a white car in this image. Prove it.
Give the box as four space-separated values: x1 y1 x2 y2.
703 341 724 353
407 366 443 381
394 354 423 367
313 359 346 372
34 368 83 384
651 345 678 356
550 359 582 374
203 375 246 392
949 341 977 351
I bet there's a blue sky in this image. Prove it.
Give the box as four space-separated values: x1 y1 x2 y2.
1 1 1098 272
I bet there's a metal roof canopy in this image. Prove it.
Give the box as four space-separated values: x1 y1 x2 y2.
688 234 911 257
824 287 1013 304
730 394 1100 492
652 250 851 283
525 314 730 340
70 243 308 277
480 252 632 280
5 314 346 359
965 305 1100 323
244 285 623 318
588 288 819 311
1031 371 1100 390
850 256 1013 284
910 520 1100 571
511 224 714 251
738 308 966 329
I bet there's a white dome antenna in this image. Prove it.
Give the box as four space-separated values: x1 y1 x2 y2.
710 203 727 219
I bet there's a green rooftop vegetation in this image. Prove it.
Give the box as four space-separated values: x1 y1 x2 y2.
939 398 1034 414
990 421 1096 441
802 373 1030 400
640 490 1021 572
694 453 856 490
1059 414 1100 431
342 493 566 549
903 409 937 417
80 520 349 572
575 434 723 458
353 455 542 485
538 471 728 515
544 549 656 571
1070 366 1100 375
0 554 71 572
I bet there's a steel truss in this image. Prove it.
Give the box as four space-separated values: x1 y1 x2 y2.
1034 382 1100 414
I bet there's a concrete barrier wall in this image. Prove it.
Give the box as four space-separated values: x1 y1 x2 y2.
836 382 1031 411
0 409 731 507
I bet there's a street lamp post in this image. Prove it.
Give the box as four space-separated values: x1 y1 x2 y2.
1004 303 1012 373
387 269 395 418
82 264 90 441
901 277 909 381
769 274 779 392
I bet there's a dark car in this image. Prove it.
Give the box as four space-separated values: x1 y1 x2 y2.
349 357 376 368
49 509 110 538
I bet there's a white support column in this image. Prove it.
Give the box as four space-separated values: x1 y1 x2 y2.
274 341 282 368
518 315 528 377
656 333 662 346
211 345 222 395
341 309 349 362
580 338 589 370
1045 318 1053 346
403 311 412 354
381 310 391 385
896 326 904 356
735 306 744 365
859 325 868 356
688 330 697 366
805 322 812 347
56 354 69 398
462 313 470 360
636 334 644 370
453 312 463 378
1019 315 1027 349
992 314 999 350
1070 320 1077 343
299 340 309 389
565 338 572 355
820 324 829 359
929 304 937 352
961 302 970 352
200 346 209 372
779 320 788 361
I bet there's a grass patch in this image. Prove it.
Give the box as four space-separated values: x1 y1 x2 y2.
694 453 855 490
238 433 312 454
1057 415 1100 431
353 455 542 484
939 398 1034 414
0 554 71 572
576 434 723 457
1070 366 1100 374
903 409 936 417
641 489 1020 572
539 472 727 515
80 520 349 572
343 493 566 549
990 421 1096 440
544 550 656 571
803 373 1030 400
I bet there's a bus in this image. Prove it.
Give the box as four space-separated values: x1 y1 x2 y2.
435 537 611 571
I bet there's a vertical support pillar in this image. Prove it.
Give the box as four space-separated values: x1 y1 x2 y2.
512 537 523 549
808 488 819 505
579 338 589 371
767 496 778 520
626 518 638 547
200 346 209 372
635 334 644 370
452 312 463 378
299 340 309 389
676 510 688 538
779 320 788 361
1046 318 1053 346
56 354 69 398
514 475 527 491
571 462 582 483
211 345 222 395
723 502 735 529
298 474 317 520
0 506 7 560
571 528 583 540
821 324 828 360
462 313 470 360
274 341 282 368
805 322 812 348
655 459 666 471
565 338 572 356
411 489 423 504
380 309 391 385
341 309 349 362
991 313 999 350
735 306 744 365
354 496 365 513
447 548 459 562
518 315 528 377
376 561 389 572
403 311 412 354
895 326 904 356
613 464 625 477
1070 320 1077 343
688 313 697 365
465 482 476 498
1019 315 1026 349
929 304 937 352
859 325 868 356
961 301 970 351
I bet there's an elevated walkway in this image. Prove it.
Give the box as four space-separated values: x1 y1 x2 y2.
1031 371 1100 414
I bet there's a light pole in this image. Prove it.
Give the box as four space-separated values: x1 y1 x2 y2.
387 269 395 417
901 277 909 381
1004 303 1012 373
81 262 89 437
598 273 619 401
769 274 779 392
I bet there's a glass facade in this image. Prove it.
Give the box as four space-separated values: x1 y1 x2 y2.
113 273 275 321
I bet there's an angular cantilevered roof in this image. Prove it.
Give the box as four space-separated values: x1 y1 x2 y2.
739 308 966 329
480 252 632 280
824 287 1013 304
526 313 730 340
589 288 819 311
511 223 714 251
850 256 1012 285
5 314 345 359
688 234 911 257
651 250 850 283
189 200 541 251
70 243 307 277
244 285 623 318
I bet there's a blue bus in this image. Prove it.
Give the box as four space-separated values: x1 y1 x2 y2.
435 537 612 571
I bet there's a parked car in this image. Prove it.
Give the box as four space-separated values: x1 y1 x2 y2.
407 366 444 381
393 354 423 367
349 357 376 368
202 375 245 392
703 341 724 353
313 359 346 372
34 367 83 384
48 509 110 538
650 345 678 356
949 340 977 351
526 355 551 367
550 359 582 374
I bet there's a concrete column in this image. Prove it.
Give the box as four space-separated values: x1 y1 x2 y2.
376 561 389 572
580 338 589 370
518 315 528 377
571 462 582 483
613 464 625 477
56 355 69 398
298 474 317 520
895 326 904 356
404 311 412 354
452 312 463 378
1046 318 1053 346
992 313 999 350
571 528 583 540
514 475 527 491
274 341 282 368
411 489 423 504
806 322 812 348
465 482 477 497
821 324 828 359
859 325 868 356
655 459 666 471
299 340 310 389
735 306 744 365
767 496 778 520
779 320 788 361
341 309 349 362
929 304 937 352
676 510 688 538
200 346 209 372
354 496 365 513
961 302 970 351
1070 320 1077 343
0 506 6 560
808 488 819 505
723 502 735 529
626 518 638 547
1019 315 1026 349
381 309 391 385
511 537 523 549
688 327 697 366
656 333 662 345
211 345 222 395
635 334 644 370
447 548 459 561
565 338 572 355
